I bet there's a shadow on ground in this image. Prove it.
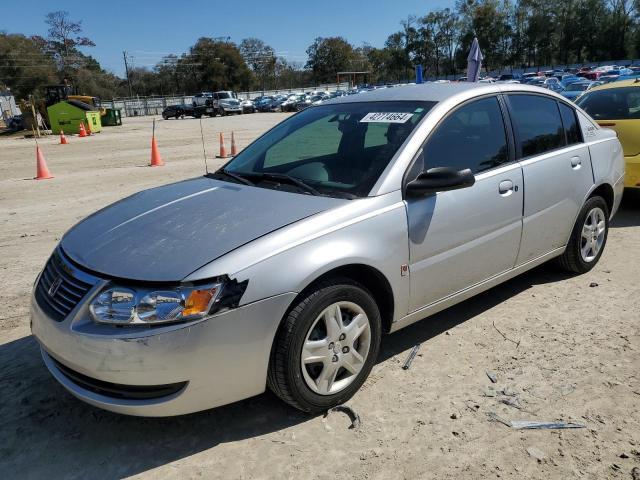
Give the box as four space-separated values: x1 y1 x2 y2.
610 189 640 228
1 201 636 479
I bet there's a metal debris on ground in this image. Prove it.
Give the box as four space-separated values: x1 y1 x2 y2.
510 420 586 429
326 405 361 429
486 371 498 383
589 282 599 287
487 412 586 429
402 344 421 370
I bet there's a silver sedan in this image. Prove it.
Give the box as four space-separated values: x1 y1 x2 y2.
31 83 625 416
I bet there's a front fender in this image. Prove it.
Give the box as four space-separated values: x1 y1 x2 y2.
185 191 411 323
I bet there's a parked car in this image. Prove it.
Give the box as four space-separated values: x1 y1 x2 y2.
521 72 540 83
239 98 255 114
498 73 522 82
576 79 640 189
256 95 286 113
526 76 547 87
543 77 564 92
253 96 274 111
214 91 242 115
161 104 194 120
295 95 325 111
32 83 624 416
560 80 596 101
192 92 217 117
561 75 582 88
281 94 304 112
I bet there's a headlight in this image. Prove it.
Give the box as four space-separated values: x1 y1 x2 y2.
89 283 223 325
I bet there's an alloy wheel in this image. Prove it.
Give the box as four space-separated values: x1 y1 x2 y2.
300 301 371 395
580 207 606 262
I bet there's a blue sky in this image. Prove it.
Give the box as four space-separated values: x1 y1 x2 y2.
2 0 455 77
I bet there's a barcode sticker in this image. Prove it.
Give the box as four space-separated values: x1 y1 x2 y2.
360 112 414 123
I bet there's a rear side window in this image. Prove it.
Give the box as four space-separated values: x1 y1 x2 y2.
508 94 565 158
558 103 582 145
422 96 509 174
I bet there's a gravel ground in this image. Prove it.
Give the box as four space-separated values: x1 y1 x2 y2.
0 115 638 480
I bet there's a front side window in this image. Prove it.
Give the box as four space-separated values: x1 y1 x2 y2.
508 94 566 158
222 101 435 198
576 87 640 120
421 97 509 174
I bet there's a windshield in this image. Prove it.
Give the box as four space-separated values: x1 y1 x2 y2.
577 87 640 120
222 101 436 197
217 92 232 99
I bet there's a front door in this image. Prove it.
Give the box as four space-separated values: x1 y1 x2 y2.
406 96 524 312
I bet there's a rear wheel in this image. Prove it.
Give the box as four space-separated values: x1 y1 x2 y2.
557 196 609 273
268 279 381 413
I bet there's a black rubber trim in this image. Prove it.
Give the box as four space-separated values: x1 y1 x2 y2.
51 357 187 400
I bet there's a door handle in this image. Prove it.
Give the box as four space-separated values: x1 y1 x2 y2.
571 156 582 169
498 180 514 195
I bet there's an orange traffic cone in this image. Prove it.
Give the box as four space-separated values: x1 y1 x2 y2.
35 146 54 180
85 119 92 135
78 122 87 137
216 132 228 158
150 135 164 166
59 129 68 144
230 131 238 156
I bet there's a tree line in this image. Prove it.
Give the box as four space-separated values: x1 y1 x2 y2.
1 1 639 101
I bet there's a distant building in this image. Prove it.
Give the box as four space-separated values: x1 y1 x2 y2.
0 90 22 123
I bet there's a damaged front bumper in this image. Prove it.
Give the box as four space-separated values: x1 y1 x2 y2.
31 286 296 416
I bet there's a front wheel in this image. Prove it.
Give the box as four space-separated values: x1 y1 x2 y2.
557 195 609 273
268 279 381 413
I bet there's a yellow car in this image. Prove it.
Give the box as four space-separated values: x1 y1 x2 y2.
576 79 640 189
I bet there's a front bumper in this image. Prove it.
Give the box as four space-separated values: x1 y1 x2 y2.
32 288 296 416
624 154 640 188
221 106 242 113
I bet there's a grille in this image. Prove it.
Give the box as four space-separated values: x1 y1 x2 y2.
35 250 95 321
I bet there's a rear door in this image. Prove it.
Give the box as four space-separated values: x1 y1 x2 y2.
505 94 594 265
405 96 524 311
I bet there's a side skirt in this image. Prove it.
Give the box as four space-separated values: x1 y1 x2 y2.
389 247 565 333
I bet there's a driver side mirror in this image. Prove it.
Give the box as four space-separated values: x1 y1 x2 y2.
406 167 475 196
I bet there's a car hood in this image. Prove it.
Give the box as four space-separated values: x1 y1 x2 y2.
61 177 346 282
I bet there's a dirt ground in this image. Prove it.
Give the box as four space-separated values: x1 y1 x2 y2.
0 115 639 480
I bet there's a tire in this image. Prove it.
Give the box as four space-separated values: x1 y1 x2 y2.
268 278 382 413
557 195 609 273
162 115 169 120
194 114 201 119
219 108 226 116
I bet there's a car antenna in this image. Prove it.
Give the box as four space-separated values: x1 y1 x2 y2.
199 117 209 174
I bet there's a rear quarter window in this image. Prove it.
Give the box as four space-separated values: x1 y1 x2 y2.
508 94 566 158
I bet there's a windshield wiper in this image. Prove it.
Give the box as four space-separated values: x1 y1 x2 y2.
210 169 254 186
252 173 322 196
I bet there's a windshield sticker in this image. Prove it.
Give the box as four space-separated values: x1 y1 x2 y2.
360 112 414 123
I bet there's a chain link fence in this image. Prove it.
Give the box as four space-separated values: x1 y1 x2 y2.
100 83 350 117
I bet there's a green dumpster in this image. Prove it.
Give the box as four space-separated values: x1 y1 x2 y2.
102 108 122 126
47 100 102 134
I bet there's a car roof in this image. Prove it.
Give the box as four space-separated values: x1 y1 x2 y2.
323 82 574 106
589 78 640 92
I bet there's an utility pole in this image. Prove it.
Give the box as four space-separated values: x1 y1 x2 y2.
123 51 133 97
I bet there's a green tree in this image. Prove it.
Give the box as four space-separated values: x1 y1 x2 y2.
305 37 355 83
239 38 275 91
0 33 58 100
